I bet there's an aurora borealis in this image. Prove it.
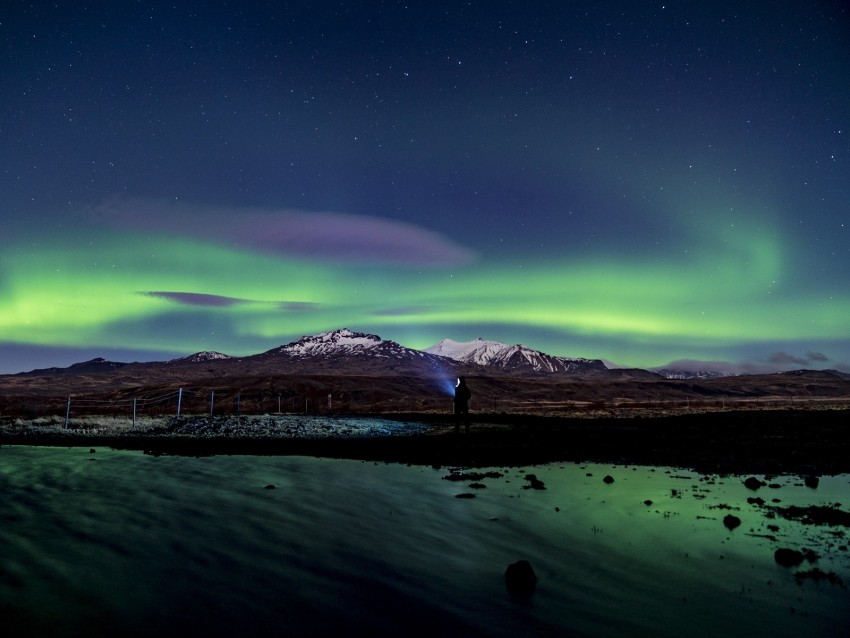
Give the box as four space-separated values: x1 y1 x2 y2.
1 2 848 374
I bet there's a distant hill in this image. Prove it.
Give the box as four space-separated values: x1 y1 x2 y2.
169 351 233 364
652 368 737 380
14 357 127 377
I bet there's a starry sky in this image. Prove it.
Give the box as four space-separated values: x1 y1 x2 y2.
2 1 849 374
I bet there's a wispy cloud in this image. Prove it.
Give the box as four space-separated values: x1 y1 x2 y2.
279 301 319 312
372 305 436 316
96 198 475 267
142 291 320 311
142 291 249 307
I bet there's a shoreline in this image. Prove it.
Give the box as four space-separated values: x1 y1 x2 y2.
2 408 850 475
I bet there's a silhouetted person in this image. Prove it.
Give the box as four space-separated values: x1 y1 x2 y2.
453 377 471 433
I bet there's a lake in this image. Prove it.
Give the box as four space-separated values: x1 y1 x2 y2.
1 446 848 637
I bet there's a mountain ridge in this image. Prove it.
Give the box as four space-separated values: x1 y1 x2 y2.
8 329 845 382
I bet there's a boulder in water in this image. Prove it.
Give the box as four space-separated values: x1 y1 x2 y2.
505 560 537 597
523 474 546 490
774 548 805 567
723 514 741 531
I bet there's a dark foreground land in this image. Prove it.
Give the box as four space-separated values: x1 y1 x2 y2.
2 408 849 475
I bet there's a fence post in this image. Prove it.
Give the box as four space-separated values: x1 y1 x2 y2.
236 394 241 416
177 387 183 417
132 398 137 429
210 391 215 417
64 397 71 429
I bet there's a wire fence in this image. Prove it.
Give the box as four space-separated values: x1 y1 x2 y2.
3 388 848 430
2 387 452 429
48 388 342 429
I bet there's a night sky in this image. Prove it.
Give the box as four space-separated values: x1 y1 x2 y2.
2 1 848 374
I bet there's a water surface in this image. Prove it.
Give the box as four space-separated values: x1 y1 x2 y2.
1 446 848 637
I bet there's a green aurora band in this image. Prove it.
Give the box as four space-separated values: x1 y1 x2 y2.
2 215 847 370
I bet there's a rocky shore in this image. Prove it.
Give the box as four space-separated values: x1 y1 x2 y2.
2 408 849 475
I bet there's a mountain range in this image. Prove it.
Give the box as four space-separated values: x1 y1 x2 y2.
10 329 610 378
7 330 849 387
2 329 849 416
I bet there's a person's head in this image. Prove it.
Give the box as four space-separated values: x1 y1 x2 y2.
457 376 466 386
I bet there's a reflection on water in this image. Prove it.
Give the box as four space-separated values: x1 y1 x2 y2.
1 446 848 637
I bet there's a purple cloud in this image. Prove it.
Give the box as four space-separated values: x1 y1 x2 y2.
142 291 249 307
96 198 475 267
807 351 829 362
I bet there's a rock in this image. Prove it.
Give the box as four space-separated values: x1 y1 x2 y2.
523 474 546 490
744 477 764 490
804 475 820 489
444 471 487 482
603 475 615 484
723 514 741 531
264 484 276 489
89 449 96 454
644 500 653 506
469 482 487 489
747 497 765 506
504 560 537 596
794 568 845 587
767 504 850 526
774 548 805 567
455 493 476 499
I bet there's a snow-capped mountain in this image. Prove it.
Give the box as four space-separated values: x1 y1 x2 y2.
266 329 428 361
425 338 606 374
257 329 465 378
